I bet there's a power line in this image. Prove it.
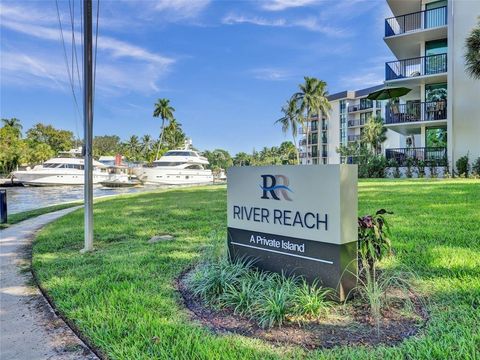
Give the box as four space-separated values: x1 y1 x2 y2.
55 0 82 121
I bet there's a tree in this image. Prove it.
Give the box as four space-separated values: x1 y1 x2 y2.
278 141 297 165
93 135 121 158
162 119 186 150
233 152 252 166
0 125 27 174
153 98 175 160
27 143 55 164
293 77 331 163
26 123 74 154
1 118 23 137
361 115 387 155
203 149 233 170
465 19 480 79
123 135 141 161
275 98 302 164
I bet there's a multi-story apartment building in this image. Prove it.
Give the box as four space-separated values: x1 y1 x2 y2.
300 85 401 165
300 0 479 168
383 0 480 168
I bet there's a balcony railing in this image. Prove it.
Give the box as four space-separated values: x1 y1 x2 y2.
386 53 447 81
385 6 447 37
348 119 367 127
300 151 328 159
385 147 447 166
347 102 380 113
385 100 447 124
348 135 361 142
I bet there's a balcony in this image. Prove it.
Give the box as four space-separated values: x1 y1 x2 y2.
300 151 328 159
347 102 380 113
348 135 361 142
386 147 447 166
386 53 447 82
385 6 447 38
385 101 447 125
348 119 367 127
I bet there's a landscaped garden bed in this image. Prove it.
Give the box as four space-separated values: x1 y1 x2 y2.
31 180 480 359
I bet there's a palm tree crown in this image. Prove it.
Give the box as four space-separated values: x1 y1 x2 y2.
275 98 303 164
465 20 480 79
293 77 331 162
153 98 175 160
361 115 387 155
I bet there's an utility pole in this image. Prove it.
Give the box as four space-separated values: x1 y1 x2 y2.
82 0 93 253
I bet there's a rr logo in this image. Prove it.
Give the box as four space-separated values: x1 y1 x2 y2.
260 175 293 201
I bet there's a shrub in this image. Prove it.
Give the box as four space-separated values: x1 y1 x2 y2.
405 158 414 178
187 258 252 305
292 280 332 320
456 154 470 177
472 157 480 177
415 159 426 178
188 260 333 328
254 285 292 328
358 209 393 271
428 160 438 178
360 155 388 178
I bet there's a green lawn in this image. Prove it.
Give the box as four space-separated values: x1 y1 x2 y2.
32 180 480 359
0 202 81 229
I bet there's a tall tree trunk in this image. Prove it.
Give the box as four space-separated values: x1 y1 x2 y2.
293 134 300 165
155 118 166 160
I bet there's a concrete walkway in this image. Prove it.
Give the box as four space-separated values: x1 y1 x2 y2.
0 208 98 360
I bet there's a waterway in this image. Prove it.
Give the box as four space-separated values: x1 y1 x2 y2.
1 185 159 214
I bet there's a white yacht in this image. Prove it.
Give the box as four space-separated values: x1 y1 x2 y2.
134 150 213 185
12 149 109 186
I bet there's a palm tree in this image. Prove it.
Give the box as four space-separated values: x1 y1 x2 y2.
1 118 23 137
361 115 387 155
153 98 175 160
293 77 331 163
141 134 153 158
465 20 480 79
125 135 141 161
275 98 302 164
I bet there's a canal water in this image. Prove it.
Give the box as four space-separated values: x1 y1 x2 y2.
1 185 159 214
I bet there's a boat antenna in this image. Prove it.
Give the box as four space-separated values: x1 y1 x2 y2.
81 0 94 253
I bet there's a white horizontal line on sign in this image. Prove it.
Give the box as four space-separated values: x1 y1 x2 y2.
230 242 334 265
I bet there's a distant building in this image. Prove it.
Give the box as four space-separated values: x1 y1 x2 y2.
299 85 401 165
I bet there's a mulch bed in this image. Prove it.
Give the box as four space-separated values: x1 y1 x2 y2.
176 271 428 350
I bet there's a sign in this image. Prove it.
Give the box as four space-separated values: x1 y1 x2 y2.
227 165 358 301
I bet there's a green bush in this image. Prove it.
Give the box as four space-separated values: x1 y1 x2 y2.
456 154 470 177
359 154 388 178
472 157 480 176
187 261 332 328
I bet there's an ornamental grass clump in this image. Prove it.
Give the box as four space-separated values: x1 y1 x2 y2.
187 260 333 328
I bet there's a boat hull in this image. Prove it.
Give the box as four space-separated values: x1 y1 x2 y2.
133 167 213 185
12 170 109 186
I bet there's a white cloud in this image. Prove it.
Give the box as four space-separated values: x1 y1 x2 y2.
222 14 286 27
222 13 347 37
0 2 175 96
340 72 384 89
250 68 292 81
261 0 318 11
153 0 211 19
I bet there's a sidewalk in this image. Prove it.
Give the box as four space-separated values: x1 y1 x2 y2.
0 208 98 360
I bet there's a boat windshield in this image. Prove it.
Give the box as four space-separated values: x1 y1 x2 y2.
164 151 198 157
153 162 184 166
43 163 84 169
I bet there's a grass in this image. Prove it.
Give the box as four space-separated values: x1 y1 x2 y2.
0 201 81 229
31 179 480 359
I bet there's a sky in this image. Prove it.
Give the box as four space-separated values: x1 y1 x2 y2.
0 0 394 154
